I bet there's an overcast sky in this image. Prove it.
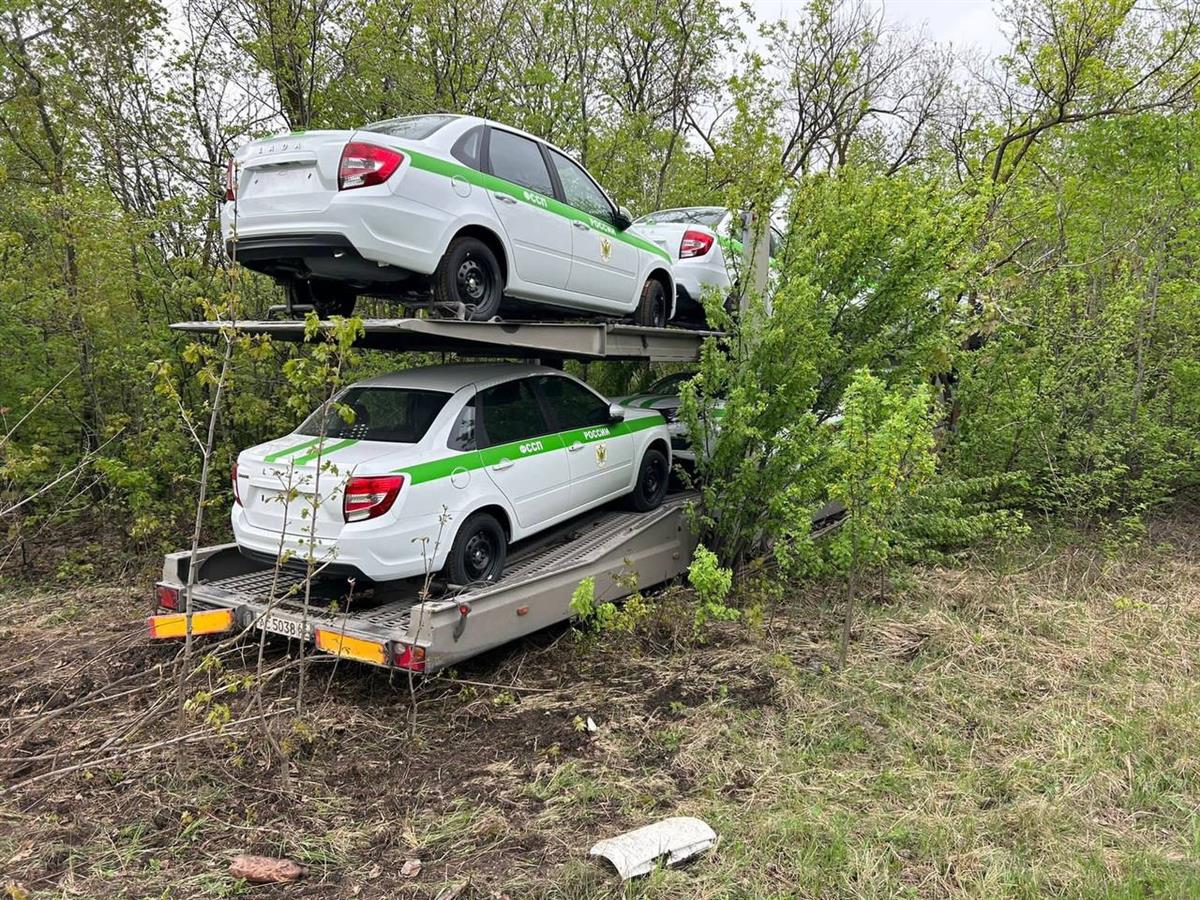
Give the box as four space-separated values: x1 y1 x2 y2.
749 0 1007 54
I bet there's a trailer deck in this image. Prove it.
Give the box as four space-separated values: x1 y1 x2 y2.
170 317 716 362
154 494 698 673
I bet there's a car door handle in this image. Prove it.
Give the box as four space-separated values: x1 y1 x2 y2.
568 441 585 452
573 221 590 231
491 458 514 471
493 193 517 205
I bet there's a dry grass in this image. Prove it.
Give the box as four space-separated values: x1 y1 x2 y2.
3 512 1200 898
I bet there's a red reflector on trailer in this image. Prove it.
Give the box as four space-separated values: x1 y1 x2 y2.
155 583 180 610
392 643 426 672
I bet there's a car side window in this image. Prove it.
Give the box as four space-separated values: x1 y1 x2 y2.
448 397 477 451
547 149 613 221
535 376 611 430
451 125 483 170
487 130 554 196
478 379 553 447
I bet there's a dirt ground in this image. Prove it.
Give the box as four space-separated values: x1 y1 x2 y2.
3 511 1200 898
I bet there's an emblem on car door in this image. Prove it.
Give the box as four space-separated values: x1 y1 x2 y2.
599 237 612 262
595 442 608 466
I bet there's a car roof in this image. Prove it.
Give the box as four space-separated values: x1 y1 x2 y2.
352 363 566 392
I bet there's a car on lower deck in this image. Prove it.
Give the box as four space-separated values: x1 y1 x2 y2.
631 207 782 324
232 364 671 584
617 371 717 465
221 114 675 325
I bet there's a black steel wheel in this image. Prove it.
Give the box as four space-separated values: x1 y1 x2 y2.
445 512 507 585
433 236 504 320
634 277 668 328
285 279 356 318
626 447 669 512
309 280 357 318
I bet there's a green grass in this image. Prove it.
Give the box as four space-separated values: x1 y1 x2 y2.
4 517 1200 897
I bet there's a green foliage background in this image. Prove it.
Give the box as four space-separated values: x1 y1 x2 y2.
0 0 1195 575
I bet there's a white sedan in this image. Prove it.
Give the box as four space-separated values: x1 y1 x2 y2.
232 364 671 584
221 114 675 325
632 207 782 323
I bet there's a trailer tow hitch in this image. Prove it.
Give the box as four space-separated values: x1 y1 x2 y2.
452 602 471 642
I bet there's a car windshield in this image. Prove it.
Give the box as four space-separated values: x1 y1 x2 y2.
360 115 454 141
636 208 725 228
297 387 451 443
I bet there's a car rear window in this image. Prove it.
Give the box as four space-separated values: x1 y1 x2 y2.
297 387 451 444
636 208 725 228
360 115 454 141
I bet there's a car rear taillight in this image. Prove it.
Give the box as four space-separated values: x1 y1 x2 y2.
680 230 714 258
232 462 242 506
224 158 236 202
155 583 180 610
338 142 404 190
343 475 404 522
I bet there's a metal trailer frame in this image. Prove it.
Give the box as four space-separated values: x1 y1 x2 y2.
156 494 698 674
170 318 717 362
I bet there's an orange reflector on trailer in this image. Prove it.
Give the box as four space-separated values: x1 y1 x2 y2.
148 608 234 639
314 629 387 666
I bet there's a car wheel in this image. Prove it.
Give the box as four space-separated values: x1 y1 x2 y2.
285 279 356 318
634 277 668 328
626 447 669 512
445 512 507 585
433 236 504 321
309 280 357 318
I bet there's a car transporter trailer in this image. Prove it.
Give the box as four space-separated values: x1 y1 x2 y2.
148 317 711 673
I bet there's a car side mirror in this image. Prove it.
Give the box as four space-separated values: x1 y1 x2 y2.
609 402 626 423
612 206 633 231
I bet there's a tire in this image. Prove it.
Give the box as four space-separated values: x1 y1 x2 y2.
433 236 504 321
634 277 668 328
310 280 357 318
285 279 356 318
444 512 507 585
626 447 669 512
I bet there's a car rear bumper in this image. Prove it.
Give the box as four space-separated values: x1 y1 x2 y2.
231 507 451 582
219 188 453 282
674 261 730 302
224 233 422 286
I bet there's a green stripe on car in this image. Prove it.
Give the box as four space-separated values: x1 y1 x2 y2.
263 437 323 463
401 148 672 264
291 438 359 466
394 413 665 485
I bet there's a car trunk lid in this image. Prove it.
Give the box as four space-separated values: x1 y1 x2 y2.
238 437 406 541
233 130 353 214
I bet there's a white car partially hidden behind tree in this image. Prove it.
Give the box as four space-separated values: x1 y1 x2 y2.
631 207 782 323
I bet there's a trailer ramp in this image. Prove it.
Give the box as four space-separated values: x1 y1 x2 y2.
157 494 697 674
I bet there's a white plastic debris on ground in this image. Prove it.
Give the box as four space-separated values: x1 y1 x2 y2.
589 816 717 879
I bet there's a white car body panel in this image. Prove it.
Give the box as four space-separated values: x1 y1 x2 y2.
232 364 670 582
632 208 737 314
221 116 675 318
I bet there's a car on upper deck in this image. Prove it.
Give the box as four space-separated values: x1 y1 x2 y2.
221 114 675 325
232 364 671 584
632 207 782 323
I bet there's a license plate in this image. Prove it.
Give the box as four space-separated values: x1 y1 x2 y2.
246 166 316 197
258 612 313 641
